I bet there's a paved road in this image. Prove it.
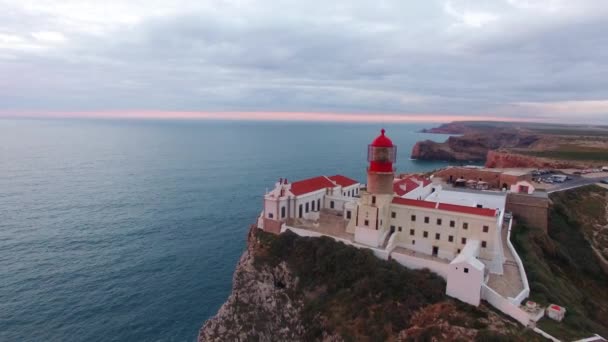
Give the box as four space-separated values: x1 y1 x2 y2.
547 175 608 194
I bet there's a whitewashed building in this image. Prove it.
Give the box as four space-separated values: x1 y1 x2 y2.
257 129 531 318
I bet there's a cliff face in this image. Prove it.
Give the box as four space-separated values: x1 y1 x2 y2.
484 150 587 169
411 132 539 162
199 229 544 341
198 230 305 341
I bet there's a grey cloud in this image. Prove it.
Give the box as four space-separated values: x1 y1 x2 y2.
1 0 608 122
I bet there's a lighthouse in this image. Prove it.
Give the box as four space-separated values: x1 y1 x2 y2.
350 129 398 247
367 128 396 194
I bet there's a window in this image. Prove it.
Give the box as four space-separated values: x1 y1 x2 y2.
437 218 442 225
317 199 321 211
364 219 369 226
281 206 286 218
398 226 402 232
412 240 416 245
482 241 487 248
311 201 315 211
330 201 334 209
411 215 416 222
476 204 483 208
299 205 303 218
461 237 467 244
463 222 469 229
346 211 351 219
371 196 376 204
305 202 309 213
423 231 428 238
391 211 396 218
457 248 461 253
464 267 469 274
268 212 274 218
390 225 395 232
410 229 415 236
435 233 440 240
450 220 455 228
483 225 489 233
424 216 430 224
448 235 454 242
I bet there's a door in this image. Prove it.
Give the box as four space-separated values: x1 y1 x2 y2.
432 246 439 257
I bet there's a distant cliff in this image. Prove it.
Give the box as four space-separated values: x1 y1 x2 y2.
413 121 608 166
411 132 540 162
199 228 543 341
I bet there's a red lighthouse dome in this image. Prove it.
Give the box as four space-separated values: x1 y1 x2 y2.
368 129 396 172
371 129 393 147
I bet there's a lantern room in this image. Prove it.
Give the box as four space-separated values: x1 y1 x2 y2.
368 129 396 173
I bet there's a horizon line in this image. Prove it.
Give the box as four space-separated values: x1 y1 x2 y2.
0 110 559 124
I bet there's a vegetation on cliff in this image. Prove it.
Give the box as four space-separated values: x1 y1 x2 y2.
511 185 608 340
252 230 542 341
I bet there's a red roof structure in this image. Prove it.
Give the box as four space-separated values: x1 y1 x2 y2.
328 175 359 187
392 197 498 217
393 175 431 196
289 176 337 196
437 203 497 217
392 197 437 209
393 178 420 196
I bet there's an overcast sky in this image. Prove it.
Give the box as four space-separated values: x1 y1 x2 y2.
1 0 608 123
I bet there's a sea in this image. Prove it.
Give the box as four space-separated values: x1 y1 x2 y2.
0 119 454 342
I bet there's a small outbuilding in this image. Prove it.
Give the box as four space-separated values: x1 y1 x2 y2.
510 180 535 194
446 240 484 306
546 304 566 322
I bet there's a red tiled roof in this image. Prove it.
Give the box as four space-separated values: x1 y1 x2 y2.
410 175 432 187
437 203 497 217
328 175 359 187
393 178 420 196
289 176 336 196
392 197 498 217
392 197 437 209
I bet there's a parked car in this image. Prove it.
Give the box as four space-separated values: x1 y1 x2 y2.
601 179 608 184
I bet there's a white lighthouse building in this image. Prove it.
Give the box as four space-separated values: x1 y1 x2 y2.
257 129 534 324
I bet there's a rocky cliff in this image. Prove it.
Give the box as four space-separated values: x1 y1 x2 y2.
411 132 540 162
199 228 543 341
414 121 608 166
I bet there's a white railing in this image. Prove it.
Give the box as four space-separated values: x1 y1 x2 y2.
505 217 530 305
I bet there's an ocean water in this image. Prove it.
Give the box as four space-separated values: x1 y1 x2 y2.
0 119 452 342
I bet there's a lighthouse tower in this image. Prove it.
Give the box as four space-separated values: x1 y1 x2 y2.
351 129 397 247
367 129 396 194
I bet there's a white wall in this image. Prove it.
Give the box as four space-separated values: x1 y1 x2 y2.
446 261 484 306
294 190 325 220
390 251 449 279
481 284 531 326
355 226 384 247
389 203 501 267
505 217 530 305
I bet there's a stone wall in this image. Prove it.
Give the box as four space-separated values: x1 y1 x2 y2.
506 193 549 231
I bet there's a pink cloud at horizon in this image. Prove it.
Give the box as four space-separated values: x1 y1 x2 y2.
0 110 543 123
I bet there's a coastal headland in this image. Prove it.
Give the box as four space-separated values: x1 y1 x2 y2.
411 121 608 168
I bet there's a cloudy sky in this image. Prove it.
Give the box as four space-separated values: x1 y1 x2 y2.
1 0 608 123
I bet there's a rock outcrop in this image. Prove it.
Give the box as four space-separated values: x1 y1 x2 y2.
198 229 305 341
411 132 540 162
